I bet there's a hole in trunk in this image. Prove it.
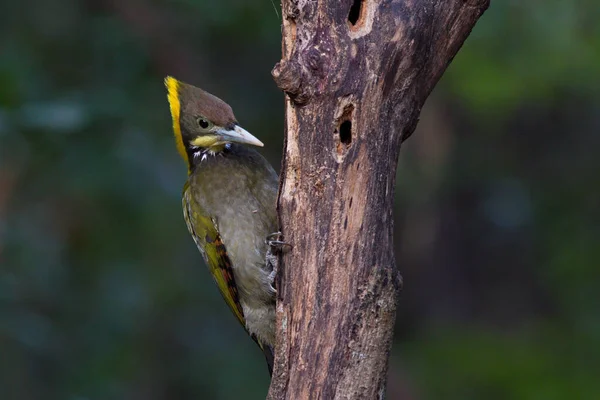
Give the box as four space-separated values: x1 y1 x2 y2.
348 0 363 25
339 120 352 145
335 103 355 158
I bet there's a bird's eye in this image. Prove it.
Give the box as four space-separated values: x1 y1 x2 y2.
197 117 211 130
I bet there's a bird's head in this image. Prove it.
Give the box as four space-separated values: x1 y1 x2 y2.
165 76 263 173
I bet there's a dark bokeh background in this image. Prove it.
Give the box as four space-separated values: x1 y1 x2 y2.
1 1 598 399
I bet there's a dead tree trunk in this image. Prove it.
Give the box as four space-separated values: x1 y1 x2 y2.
269 1 489 398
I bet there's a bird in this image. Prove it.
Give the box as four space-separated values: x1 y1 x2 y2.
164 76 279 374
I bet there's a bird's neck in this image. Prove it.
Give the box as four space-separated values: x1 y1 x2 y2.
187 143 231 173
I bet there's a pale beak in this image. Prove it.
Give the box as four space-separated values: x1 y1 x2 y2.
217 125 264 147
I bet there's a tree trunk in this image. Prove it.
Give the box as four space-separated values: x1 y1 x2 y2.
269 1 489 398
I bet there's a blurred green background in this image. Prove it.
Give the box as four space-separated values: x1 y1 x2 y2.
1 0 598 399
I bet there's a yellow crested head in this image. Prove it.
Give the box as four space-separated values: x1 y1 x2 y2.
164 76 265 175
164 76 188 169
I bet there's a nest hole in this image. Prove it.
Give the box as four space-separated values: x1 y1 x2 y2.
348 0 364 26
335 103 355 157
339 120 352 145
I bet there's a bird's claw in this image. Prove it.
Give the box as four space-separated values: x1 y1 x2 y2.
266 231 293 251
265 232 292 294
266 232 281 242
267 269 277 293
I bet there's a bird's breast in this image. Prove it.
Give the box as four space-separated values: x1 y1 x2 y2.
188 152 278 305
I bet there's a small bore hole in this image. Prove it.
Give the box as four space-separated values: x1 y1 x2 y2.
335 103 355 157
339 120 352 145
348 0 363 26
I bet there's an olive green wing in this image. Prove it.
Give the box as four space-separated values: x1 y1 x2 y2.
182 186 245 327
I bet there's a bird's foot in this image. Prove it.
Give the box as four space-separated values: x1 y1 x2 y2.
267 269 277 294
266 231 292 250
265 232 292 293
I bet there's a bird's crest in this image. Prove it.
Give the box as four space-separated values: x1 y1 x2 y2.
164 76 188 166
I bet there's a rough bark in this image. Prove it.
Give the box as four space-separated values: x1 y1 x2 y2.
269 1 489 399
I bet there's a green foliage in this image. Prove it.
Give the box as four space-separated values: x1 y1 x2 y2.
401 323 600 400
445 1 600 114
1 0 598 399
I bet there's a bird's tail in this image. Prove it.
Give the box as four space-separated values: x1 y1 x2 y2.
262 344 274 376
252 334 274 376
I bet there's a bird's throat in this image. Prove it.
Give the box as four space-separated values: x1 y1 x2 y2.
188 143 228 172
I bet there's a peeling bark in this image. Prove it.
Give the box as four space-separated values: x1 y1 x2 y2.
269 1 489 398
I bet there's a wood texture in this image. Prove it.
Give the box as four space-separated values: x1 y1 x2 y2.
270 1 489 398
